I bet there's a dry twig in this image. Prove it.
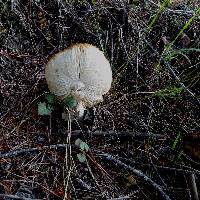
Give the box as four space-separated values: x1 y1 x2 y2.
0 194 40 200
188 174 199 200
70 130 167 139
98 153 172 200
0 144 69 159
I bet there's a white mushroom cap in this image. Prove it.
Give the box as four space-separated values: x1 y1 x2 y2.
45 43 112 116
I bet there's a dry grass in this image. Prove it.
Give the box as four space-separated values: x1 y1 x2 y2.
0 0 200 199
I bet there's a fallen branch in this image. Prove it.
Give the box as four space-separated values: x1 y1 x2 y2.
75 177 96 192
0 144 69 159
0 130 166 159
111 155 200 175
70 130 167 139
156 165 200 175
98 153 172 200
188 174 199 200
0 194 40 200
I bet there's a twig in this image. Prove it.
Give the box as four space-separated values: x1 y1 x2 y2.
188 174 199 200
155 165 200 176
87 153 113 181
98 153 172 200
108 197 133 200
0 130 165 160
64 115 73 200
8 118 29 137
75 177 95 191
112 154 200 175
0 144 70 159
147 0 200 20
108 190 139 200
165 9 200 20
85 159 103 194
3 178 63 199
70 130 167 139
0 194 41 200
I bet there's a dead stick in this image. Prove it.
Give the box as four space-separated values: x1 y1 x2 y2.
98 153 171 200
188 174 199 200
0 144 69 159
70 130 167 139
0 194 40 200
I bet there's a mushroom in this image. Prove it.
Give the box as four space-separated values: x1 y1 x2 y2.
45 43 112 118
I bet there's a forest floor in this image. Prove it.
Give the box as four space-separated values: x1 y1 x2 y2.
0 0 200 200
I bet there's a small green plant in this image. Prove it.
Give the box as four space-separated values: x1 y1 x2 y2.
38 102 53 116
77 153 87 163
169 8 200 48
155 86 184 99
37 93 78 116
72 0 96 5
172 132 182 150
75 138 90 163
129 0 140 6
171 133 183 163
45 93 56 105
62 96 77 108
164 48 200 62
161 8 200 62
147 0 171 32
38 93 57 116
